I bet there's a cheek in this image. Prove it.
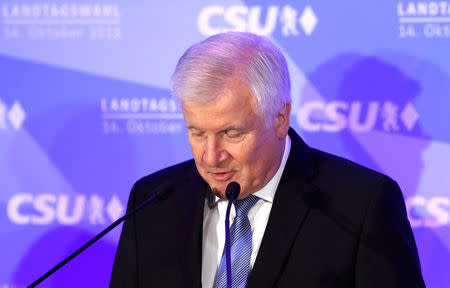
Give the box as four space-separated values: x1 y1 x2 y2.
227 145 255 167
237 138 272 170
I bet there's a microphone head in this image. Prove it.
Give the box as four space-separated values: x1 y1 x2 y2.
225 181 241 201
154 182 172 199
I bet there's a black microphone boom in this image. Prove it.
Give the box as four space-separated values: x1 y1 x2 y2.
224 181 241 288
27 185 170 288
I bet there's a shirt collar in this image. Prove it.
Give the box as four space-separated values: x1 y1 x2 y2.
207 135 292 208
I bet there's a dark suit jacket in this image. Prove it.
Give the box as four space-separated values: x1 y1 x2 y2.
110 129 425 287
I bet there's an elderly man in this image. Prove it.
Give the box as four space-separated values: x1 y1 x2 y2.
110 32 425 288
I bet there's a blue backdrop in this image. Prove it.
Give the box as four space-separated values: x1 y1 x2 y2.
1 1 449 287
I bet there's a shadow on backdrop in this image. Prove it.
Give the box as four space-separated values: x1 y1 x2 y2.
301 54 448 287
13 226 116 287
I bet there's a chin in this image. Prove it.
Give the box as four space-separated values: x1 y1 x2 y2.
210 187 226 199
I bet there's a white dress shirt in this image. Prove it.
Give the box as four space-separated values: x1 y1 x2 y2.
201 136 292 287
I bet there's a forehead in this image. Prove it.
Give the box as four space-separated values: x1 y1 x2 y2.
182 80 260 130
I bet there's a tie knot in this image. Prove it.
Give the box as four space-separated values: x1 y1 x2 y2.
234 194 259 217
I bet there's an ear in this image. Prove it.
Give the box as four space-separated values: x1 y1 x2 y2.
274 103 291 139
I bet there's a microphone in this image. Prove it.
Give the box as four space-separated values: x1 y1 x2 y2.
28 184 170 288
225 181 240 201
224 181 240 288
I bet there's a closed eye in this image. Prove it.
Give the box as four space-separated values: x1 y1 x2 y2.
225 130 242 138
188 127 205 137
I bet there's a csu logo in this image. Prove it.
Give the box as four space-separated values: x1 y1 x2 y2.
198 5 318 37
7 193 125 225
406 196 450 228
0 99 26 131
297 100 419 132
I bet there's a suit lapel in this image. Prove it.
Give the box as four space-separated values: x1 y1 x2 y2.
172 166 208 287
247 129 318 288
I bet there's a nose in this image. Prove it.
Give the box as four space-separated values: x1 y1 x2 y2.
203 136 228 167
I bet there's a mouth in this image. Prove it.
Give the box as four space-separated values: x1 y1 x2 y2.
208 171 234 181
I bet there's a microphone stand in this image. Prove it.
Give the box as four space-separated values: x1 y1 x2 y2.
28 191 163 288
224 181 241 288
224 195 234 288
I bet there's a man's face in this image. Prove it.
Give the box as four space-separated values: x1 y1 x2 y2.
182 79 290 199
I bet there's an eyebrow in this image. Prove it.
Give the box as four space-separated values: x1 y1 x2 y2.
222 126 244 132
186 125 245 133
186 124 199 130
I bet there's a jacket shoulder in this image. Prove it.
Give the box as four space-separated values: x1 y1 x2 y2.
136 159 197 188
312 148 395 188
309 148 403 221
127 159 198 208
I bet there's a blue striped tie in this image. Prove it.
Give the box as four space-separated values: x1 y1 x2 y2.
214 195 260 288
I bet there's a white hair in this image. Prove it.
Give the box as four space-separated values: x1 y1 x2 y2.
171 32 291 126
